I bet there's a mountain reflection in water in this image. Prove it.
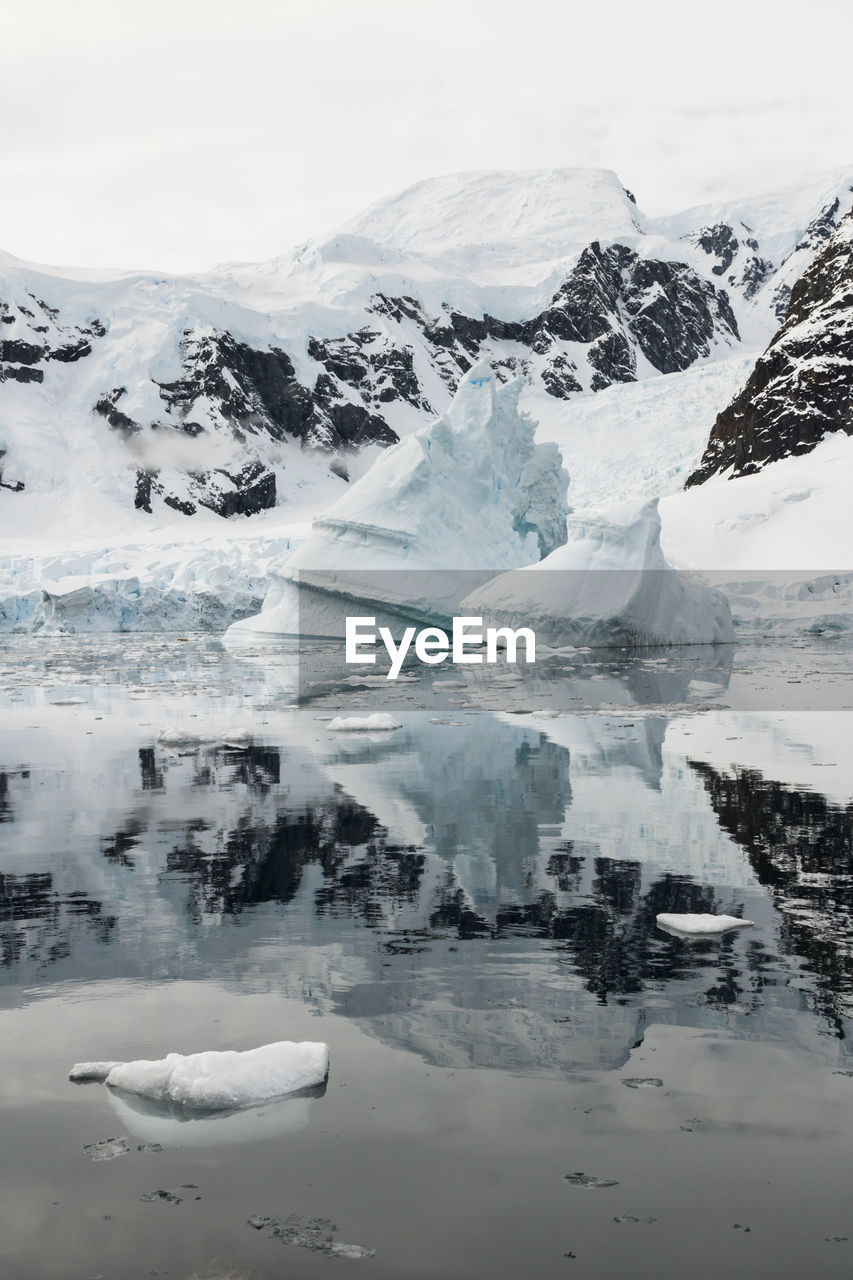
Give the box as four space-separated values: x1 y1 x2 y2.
3 686 853 1078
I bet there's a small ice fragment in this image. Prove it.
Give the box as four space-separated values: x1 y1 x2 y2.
564 1172 619 1188
656 913 754 935
156 726 252 749
327 713 402 732
156 727 201 747
69 1061 124 1083
253 1212 374 1258
83 1137 129 1162
141 1189 182 1204
622 1078 663 1089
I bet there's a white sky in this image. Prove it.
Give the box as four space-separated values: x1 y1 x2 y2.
3 0 852 273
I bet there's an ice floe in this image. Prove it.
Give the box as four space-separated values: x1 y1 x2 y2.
327 713 402 732
69 1040 329 1111
656 912 754 935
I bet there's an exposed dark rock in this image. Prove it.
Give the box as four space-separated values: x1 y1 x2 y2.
134 470 154 513
95 387 140 434
157 329 400 454
194 460 277 518
308 317 433 413
0 448 24 493
795 197 842 256
0 338 44 365
363 243 738 402
157 331 315 441
693 223 740 276
687 209 853 485
133 458 276 519
0 294 103 383
1 364 43 384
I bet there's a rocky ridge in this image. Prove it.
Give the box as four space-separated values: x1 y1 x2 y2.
687 208 853 485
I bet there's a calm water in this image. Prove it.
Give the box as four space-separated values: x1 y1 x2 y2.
2 635 853 1279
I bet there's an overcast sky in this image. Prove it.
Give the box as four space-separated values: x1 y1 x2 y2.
3 0 852 273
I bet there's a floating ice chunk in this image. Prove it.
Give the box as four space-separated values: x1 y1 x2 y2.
622 1077 663 1089
82 1136 130 1162
69 1061 124 1082
656 912 754 935
156 726 252 749
72 1041 329 1112
327 713 402 732
249 1212 375 1258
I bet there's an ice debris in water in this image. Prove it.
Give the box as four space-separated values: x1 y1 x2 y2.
622 1078 663 1089
248 1213 374 1258
156 725 251 749
564 1172 620 1188
141 1188 189 1205
69 1040 329 1111
327 713 402 732
656 912 754 935
82 1136 130 1162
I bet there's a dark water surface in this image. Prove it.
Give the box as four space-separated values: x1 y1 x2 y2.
2 635 853 1279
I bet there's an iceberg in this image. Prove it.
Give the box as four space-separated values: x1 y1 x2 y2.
459 499 734 648
656 913 754 935
69 1040 329 1112
225 360 570 641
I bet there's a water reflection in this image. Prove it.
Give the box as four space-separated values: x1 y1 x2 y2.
693 760 853 1027
2 673 853 1072
106 1087 316 1148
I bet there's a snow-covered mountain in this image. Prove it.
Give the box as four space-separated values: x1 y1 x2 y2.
687 207 853 484
2 165 853 633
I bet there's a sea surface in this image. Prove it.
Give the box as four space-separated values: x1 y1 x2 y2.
2 634 853 1279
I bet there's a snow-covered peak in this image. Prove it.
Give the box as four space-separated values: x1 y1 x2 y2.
335 168 644 259
648 165 853 266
